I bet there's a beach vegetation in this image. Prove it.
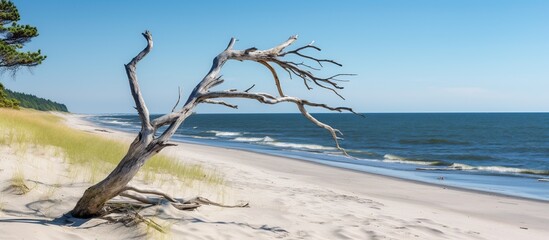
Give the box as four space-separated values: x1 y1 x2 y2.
5 86 68 112
144 216 173 240
9 168 30 195
0 83 19 109
0 108 222 187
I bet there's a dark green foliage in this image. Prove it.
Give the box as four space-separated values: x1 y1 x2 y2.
0 82 68 112
0 0 46 74
0 82 18 108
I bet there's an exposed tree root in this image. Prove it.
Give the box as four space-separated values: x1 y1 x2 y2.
94 186 249 233
122 186 177 202
109 185 249 213
100 206 166 233
185 196 250 208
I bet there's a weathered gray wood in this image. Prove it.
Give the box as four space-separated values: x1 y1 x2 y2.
71 31 358 218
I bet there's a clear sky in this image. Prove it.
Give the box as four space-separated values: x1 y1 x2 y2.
3 0 549 113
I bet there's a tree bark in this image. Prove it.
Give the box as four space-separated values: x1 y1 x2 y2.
71 141 159 217
70 31 359 218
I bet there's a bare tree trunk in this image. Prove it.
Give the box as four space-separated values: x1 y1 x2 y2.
70 31 359 218
71 140 158 217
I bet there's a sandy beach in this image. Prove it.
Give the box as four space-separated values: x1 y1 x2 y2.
1 113 548 240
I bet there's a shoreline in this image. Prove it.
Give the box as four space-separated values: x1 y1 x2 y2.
73 113 549 238
88 114 549 202
2 111 549 239
174 139 549 204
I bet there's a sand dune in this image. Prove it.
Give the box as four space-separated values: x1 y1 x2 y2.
1 113 548 239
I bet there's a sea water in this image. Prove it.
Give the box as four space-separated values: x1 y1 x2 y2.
89 113 549 200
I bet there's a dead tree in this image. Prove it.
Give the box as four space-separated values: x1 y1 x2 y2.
70 31 358 218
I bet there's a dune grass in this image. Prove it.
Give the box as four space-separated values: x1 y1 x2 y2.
0 108 223 185
144 216 173 240
9 168 30 195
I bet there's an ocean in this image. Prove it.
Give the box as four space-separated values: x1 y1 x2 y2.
88 113 549 201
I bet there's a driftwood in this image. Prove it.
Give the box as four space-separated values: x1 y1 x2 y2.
70 31 358 218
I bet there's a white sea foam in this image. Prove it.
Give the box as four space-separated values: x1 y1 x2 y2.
233 136 275 142
106 120 132 126
262 141 335 151
449 163 547 175
346 149 376 155
233 137 263 142
383 154 438 166
206 130 242 137
383 154 405 161
263 136 275 142
190 136 217 140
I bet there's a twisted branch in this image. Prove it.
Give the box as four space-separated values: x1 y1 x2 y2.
122 186 177 202
117 186 248 211
125 30 153 131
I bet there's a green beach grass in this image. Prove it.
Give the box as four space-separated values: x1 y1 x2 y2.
0 108 223 185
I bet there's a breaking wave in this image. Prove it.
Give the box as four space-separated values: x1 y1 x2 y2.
190 136 217 140
449 163 549 176
262 141 336 151
233 136 275 142
383 154 443 166
206 130 242 137
417 163 549 176
104 120 132 126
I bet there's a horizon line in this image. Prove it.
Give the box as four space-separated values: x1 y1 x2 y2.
75 111 549 115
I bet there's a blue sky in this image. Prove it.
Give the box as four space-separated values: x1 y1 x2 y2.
3 0 549 113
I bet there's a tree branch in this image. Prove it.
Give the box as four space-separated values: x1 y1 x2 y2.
216 35 353 100
171 86 182 112
258 60 285 97
119 192 158 205
201 99 238 109
296 103 348 155
119 189 248 210
150 112 175 127
122 186 177 202
199 90 361 155
225 37 237 51
244 84 255 92
200 91 361 115
125 30 153 131
280 44 342 67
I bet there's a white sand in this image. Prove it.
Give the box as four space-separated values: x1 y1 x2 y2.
1 113 548 239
